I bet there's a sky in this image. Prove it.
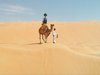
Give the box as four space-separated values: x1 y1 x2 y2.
0 0 100 22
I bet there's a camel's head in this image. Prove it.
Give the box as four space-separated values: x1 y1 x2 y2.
50 24 54 30
50 24 54 27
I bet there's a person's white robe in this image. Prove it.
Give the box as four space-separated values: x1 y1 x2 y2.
52 31 57 43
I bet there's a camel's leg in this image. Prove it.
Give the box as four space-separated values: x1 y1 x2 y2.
45 33 50 43
39 34 42 44
42 35 46 43
45 35 47 43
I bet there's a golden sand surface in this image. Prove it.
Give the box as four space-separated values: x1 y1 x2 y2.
0 21 100 75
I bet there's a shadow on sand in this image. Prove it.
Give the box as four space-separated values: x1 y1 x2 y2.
25 42 51 46
26 43 42 45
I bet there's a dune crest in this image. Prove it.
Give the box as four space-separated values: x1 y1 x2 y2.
0 21 100 75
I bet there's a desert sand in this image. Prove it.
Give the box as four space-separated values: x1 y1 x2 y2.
0 21 100 75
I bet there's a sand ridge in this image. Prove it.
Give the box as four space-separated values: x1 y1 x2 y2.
0 21 100 74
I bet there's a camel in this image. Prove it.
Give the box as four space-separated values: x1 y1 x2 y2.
39 24 54 44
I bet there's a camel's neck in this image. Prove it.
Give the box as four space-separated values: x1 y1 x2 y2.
45 25 54 38
50 26 53 32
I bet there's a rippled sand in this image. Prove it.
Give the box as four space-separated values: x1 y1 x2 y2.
0 21 100 75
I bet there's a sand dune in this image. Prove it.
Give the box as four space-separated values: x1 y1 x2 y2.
0 21 100 75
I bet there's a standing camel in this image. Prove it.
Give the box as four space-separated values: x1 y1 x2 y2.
39 24 54 44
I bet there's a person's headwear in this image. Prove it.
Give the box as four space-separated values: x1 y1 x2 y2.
54 28 56 30
44 13 47 17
